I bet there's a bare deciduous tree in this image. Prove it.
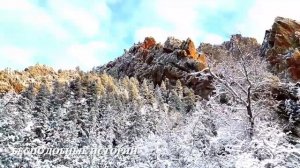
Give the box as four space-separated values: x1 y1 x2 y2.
206 42 272 139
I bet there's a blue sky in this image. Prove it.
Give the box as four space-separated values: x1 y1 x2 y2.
0 0 299 70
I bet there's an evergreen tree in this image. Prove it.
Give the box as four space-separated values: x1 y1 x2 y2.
155 85 164 107
183 87 196 113
160 80 169 103
77 101 90 148
175 80 183 99
81 75 89 96
124 103 146 143
35 83 50 113
121 76 130 90
21 83 35 101
32 83 50 139
168 90 184 113
50 80 64 113
86 81 98 112
69 77 82 100
61 82 71 103
141 79 155 105
128 77 140 102
101 73 117 93
164 78 171 90
96 80 105 96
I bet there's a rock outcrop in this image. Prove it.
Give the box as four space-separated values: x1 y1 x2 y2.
0 35 262 99
97 37 213 99
261 17 300 80
199 34 260 61
98 35 261 99
260 17 300 138
141 37 156 50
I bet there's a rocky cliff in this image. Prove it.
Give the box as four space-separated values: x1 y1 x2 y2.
96 35 261 99
261 17 300 80
96 37 214 98
199 34 260 62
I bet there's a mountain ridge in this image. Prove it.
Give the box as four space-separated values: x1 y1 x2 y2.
1 16 300 97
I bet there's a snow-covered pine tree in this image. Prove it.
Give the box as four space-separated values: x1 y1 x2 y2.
183 87 196 113
34 83 50 113
69 77 83 100
168 89 184 113
160 80 169 103
21 83 35 102
140 79 155 105
175 80 183 99
49 80 64 118
86 80 98 112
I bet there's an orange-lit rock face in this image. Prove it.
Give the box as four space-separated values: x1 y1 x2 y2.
272 18 300 49
140 37 208 71
141 37 156 50
181 38 207 70
261 17 300 80
287 49 300 80
137 37 157 62
197 54 208 70
184 39 208 71
185 40 207 70
183 38 197 59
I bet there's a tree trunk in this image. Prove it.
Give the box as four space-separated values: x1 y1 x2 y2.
247 86 254 139
247 105 254 139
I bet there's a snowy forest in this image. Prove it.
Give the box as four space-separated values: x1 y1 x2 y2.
1 39 300 167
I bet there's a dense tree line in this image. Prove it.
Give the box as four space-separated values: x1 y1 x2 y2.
1 57 300 167
0 74 200 167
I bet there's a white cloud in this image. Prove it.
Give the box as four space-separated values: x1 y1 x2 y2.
148 0 300 45
0 46 35 69
135 0 237 45
0 0 70 40
135 27 171 43
0 0 32 10
53 41 111 70
95 1 112 20
23 10 69 40
6 0 298 71
236 0 300 43
154 0 200 27
152 0 202 41
203 34 225 44
135 28 224 45
48 0 106 37
0 0 114 70
199 0 240 11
